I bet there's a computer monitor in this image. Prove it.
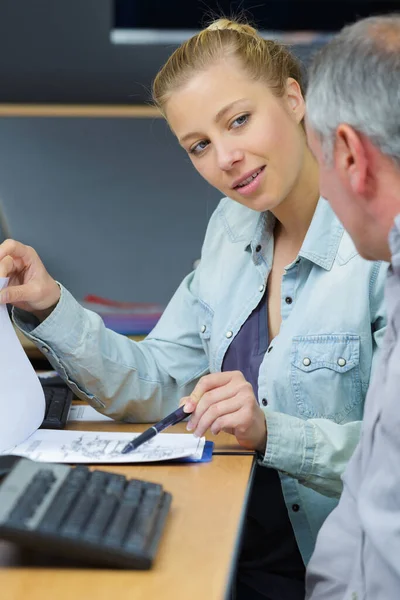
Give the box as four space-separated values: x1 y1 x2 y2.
111 0 399 45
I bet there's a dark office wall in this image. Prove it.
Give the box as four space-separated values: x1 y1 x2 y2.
0 116 221 304
0 115 222 303
0 0 173 103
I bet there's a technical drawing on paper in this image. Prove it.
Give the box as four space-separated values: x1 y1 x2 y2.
7 430 205 463
61 434 191 461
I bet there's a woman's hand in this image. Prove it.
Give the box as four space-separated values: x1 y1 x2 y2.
0 239 61 320
181 371 267 452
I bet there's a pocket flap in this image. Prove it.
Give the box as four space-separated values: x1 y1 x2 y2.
291 334 360 374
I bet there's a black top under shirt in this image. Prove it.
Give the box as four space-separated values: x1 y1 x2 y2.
221 292 305 598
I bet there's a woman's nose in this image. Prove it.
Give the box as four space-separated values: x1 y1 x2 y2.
216 146 244 171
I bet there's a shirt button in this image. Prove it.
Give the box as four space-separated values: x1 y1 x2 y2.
285 297 293 304
259 284 265 293
267 346 273 353
41 347 49 353
200 325 206 333
255 244 262 252
292 504 300 512
261 398 268 406
337 357 346 367
226 331 233 339
302 357 311 367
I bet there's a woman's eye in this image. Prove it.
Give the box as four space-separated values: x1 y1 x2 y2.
190 140 209 155
231 113 250 129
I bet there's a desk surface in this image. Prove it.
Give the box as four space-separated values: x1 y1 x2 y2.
0 422 254 600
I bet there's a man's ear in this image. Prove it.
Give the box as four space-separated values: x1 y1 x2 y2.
334 124 369 196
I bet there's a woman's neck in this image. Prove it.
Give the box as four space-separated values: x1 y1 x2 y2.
271 148 320 246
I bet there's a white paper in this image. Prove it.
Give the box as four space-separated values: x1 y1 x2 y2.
0 278 45 453
68 405 113 422
2 430 205 463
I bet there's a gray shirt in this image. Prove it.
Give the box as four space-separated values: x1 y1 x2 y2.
306 214 400 600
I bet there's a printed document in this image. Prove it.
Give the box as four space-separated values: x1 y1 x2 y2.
2 430 205 463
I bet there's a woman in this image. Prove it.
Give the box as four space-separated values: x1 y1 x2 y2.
0 18 387 600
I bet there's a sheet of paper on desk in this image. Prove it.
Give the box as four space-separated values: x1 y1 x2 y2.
2 430 206 463
0 278 45 453
68 405 113 422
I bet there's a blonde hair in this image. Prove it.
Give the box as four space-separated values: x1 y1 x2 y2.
152 18 305 114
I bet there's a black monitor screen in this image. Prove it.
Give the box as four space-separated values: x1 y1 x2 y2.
114 0 400 32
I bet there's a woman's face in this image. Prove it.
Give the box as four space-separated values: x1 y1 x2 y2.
165 59 307 212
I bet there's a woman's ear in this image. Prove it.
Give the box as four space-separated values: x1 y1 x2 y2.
285 77 305 124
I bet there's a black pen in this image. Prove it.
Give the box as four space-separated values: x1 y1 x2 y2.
121 405 192 454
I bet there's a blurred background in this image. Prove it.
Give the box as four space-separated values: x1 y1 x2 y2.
0 0 398 313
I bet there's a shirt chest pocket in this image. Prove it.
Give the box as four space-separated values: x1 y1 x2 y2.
291 334 362 423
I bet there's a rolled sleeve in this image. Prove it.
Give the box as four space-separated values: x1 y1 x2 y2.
260 409 316 477
260 409 361 498
13 283 89 352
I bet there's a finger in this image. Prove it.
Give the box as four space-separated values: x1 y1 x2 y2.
0 255 15 278
188 381 243 431
185 372 236 412
190 396 243 437
0 282 36 305
178 396 194 413
0 239 35 265
209 407 246 436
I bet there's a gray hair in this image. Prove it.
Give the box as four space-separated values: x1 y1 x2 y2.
306 14 400 166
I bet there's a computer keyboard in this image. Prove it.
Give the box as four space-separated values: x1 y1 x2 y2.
0 458 172 569
40 382 73 429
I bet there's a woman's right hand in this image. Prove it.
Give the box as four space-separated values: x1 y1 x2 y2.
0 239 61 321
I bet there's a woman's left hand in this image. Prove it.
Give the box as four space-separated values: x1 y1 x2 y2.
181 371 267 452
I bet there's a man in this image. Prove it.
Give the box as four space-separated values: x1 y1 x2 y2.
305 13 400 599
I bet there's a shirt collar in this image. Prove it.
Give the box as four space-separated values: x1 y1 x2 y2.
298 198 344 270
389 213 400 271
223 196 344 271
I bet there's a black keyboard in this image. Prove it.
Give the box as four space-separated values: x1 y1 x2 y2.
0 458 172 569
40 382 73 429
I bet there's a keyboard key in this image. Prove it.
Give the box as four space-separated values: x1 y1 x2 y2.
61 470 110 538
7 469 56 525
82 474 126 543
103 480 144 547
124 487 164 554
38 466 90 533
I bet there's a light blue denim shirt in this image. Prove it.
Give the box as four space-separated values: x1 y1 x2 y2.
14 197 387 563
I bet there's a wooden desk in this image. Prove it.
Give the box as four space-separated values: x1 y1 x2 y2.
0 422 255 600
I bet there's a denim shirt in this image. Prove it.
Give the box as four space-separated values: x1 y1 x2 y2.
14 197 387 564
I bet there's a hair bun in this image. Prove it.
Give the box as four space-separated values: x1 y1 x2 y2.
206 18 258 38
